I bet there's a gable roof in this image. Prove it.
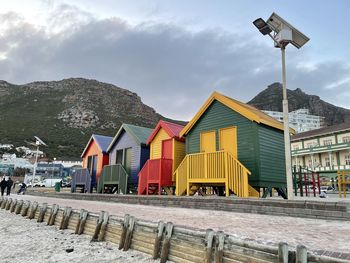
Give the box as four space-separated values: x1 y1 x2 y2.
180 91 294 137
107 123 154 152
81 134 113 157
146 120 185 144
291 122 350 141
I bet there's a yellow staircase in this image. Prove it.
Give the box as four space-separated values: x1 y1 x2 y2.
175 151 255 198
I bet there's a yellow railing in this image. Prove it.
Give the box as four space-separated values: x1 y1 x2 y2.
175 151 251 197
337 171 350 198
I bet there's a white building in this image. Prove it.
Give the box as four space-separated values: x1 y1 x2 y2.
263 109 324 133
0 144 14 150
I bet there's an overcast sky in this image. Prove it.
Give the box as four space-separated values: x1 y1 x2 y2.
1 0 350 120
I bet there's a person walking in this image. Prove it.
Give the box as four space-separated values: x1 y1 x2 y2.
0 177 6 196
6 177 13 196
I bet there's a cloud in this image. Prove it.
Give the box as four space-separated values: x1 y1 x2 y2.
0 4 350 120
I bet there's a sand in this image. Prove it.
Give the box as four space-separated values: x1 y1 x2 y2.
0 209 158 263
12 194 350 256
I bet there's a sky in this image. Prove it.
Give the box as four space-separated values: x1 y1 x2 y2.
0 0 350 120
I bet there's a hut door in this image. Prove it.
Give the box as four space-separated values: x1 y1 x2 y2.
200 131 216 152
124 148 132 175
162 139 172 159
91 155 98 187
219 127 237 158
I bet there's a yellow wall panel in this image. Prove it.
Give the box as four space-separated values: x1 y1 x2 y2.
200 131 216 153
150 128 170 159
173 138 186 173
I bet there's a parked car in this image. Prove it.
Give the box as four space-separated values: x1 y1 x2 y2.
320 186 334 193
42 178 62 187
28 181 45 187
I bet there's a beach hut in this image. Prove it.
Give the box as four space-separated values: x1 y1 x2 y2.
97 124 153 194
174 91 292 198
71 168 91 193
138 120 186 195
81 134 113 190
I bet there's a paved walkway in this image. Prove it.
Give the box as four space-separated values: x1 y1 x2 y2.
10 194 350 258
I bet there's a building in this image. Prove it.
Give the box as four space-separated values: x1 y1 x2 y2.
138 120 186 195
175 91 289 198
0 164 15 176
97 124 153 194
291 122 350 178
81 134 113 189
53 159 83 168
36 163 64 177
263 109 324 133
0 144 14 150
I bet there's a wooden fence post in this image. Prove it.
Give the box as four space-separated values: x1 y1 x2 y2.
10 199 18 213
60 207 72 230
21 201 31 217
160 222 173 263
153 221 165 259
296 245 307 263
92 211 104 241
1 197 7 209
119 214 130 250
98 212 109 241
123 216 136 251
204 229 215 263
37 203 48 222
48 204 59 225
78 210 88 235
278 242 289 263
15 200 24 214
5 198 12 210
28 202 38 219
75 209 85 234
214 231 225 263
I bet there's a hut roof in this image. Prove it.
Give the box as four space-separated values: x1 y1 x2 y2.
180 91 294 137
146 120 185 144
107 124 154 152
81 134 113 157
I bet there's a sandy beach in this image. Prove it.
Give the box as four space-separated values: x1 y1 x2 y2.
0 209 159 263
10 194 350 257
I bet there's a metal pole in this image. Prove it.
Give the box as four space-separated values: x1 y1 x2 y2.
281 46 294 200
32 145 39 188
51 159 54 187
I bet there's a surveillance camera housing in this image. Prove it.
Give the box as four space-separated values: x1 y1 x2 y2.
267 12 309 49
34 136 47 146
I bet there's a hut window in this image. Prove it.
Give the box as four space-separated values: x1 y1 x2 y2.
116 150 123 164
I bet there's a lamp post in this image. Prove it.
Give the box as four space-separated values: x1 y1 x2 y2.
253 13 309 199
30 136 47 188
31 141 40 188
51 157 56 187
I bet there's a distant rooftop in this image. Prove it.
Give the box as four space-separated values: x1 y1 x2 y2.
291 122 350 141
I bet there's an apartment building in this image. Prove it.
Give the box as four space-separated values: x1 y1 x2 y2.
263 109 324 133
291 122 350 177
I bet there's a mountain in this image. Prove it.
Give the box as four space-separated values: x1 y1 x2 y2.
248 82 350 126
0 78 183 158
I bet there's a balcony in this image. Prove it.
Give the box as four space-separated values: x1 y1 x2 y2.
292 142 350 156
138 158 173 195
174 151 253 197
97 164 128 194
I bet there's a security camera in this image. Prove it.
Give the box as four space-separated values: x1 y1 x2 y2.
267 12 310 49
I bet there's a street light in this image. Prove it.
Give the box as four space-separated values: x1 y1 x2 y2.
30 136 47 188
51 157 56 187
253 13 310 200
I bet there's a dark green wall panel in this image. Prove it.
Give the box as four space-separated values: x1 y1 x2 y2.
186 100 259 182
185 99 287 188
258 124 286 186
